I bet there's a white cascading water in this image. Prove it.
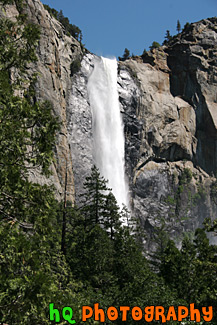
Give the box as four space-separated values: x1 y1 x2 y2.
87 57 129 209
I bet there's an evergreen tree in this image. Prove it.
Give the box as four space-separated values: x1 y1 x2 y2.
123 48 130 59
3 2 215 323
102 192 121 239
163 30 172 44
160 228 217 321
79 165 110 225
119 47 131 61
149 41 161 51
66 172 117 294
44 5 83 42
166 29 172 40
142 48 147 56
159 240 181 292
0 1 82 323
183 22 190 31
66 168 177 324
68 216 116 293
176 19 181 33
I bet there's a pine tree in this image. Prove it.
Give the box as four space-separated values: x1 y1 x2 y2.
176 19 181 33
159 240 182 291
183 22 190 31
159 229 217 317
163 30 172 44
123 48 130 60
103 192 121 239
66 173 117 292
79 165 110 225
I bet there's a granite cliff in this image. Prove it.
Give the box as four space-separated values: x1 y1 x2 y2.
3 0 217 248
118 18 217 248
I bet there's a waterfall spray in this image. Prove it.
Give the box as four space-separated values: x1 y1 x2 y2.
87 56 129 209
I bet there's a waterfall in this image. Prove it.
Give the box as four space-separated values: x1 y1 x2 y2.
87 56 129 209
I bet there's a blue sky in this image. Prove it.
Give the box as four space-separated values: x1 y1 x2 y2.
41 0 216 58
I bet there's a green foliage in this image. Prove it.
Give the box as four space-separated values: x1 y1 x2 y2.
0 193 78 324
79 165 111 225
167 168 194 216
0 2 60 222
0 8 177 316
210 179 217 205
118 48 130 61
103 192 121 239
70 58 81 76
204 216 217 235
160 239 182 293
0 5 77 324
183 22 190 31
65 167 176 324
43 4 58 19
1 3 216 323
160 228 217 320
149 41 161 51
0 18 40 72
192 184 206 204
180 168 192 184
123 48 130 59
43 4 82 42
0 0 23 11
176 20 181 33
158 168 208 265
163 30 172 45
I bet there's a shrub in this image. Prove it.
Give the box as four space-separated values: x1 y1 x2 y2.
70 58 81 76
149 41 161 51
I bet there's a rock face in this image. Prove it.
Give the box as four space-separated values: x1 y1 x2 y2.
67 53 95 198
118 18 217 248
3 1 217 249
24 0 84 203
167 19 217 174
2 0 84 202
66 17 217 249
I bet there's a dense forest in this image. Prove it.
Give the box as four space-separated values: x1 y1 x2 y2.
0 0 217 324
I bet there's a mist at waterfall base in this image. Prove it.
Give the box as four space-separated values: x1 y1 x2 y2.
87 57 129 210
